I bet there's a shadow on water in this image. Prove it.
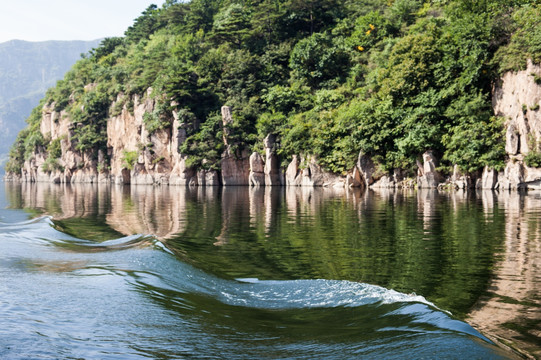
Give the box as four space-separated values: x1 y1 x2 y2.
1 181 540 358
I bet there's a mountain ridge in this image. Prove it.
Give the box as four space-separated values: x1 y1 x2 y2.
0 38 101 171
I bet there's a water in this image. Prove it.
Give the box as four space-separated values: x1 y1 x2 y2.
1 182 538 359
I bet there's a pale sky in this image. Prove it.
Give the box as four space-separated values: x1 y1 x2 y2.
0 0 166 43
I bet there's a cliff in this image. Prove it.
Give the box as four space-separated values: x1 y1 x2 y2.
5 92 358 187
4 60 541 190
361 60 541 191
491 60 541 190
8 90 194 186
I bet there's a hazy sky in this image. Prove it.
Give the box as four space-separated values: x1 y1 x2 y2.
0 0 166 43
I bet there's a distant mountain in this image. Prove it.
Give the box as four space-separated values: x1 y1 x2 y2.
0 39 101 171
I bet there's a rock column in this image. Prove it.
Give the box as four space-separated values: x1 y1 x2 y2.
264 134 281 186
220 106 250 186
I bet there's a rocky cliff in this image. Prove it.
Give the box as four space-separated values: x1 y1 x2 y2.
4 85 363 188
491 60 541 190
9 89 195 186
357 60 541 191
5 61 541 190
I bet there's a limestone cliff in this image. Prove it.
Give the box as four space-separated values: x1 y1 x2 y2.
5 60 541 190
6 95 281 186
368 60 541 191
6 89 194 185
4 87 363 188
492 59 541 190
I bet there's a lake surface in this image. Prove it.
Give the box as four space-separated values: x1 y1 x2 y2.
0 182 539 359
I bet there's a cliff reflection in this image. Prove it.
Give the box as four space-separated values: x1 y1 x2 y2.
4 182 191 240
468 191 541 359
107 185 190 239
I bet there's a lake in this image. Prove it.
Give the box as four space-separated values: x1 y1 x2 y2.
1 182 539 359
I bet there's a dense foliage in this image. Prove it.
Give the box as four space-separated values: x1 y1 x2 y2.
6 0 541 175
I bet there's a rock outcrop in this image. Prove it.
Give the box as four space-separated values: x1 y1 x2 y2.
492 59 541 190
6 59 541 191
220 106 250 186
249 152 265 186
450 165 478 190
263 134 282 186
494 60 541 156
284 155 348 188
246 134 283 187
417 151 442 189
480 167 499 190
107 90 173 185
357 152 376 188
285 155 301 186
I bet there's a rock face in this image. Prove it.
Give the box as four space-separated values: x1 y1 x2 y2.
490 60 541 190
9 96 252 186
221 150 250 186
417 151 442 189
169 111 194 186
7 60 541 190
249 152 265 187
494 60 541 156
220 106 250 186
275 153 364 189
357 152 376 188
108 90 168 185
196 169 220 186
264 134 282 186
246 134 283 187
481 167 499 190
450 165 478 190
14 89 193 185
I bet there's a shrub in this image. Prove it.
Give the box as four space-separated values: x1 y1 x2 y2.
121 150 138 170
143 102 172 134
42 158 64 173
495 5 541 73
47 138 63 159
525 151 541 168
532 73 541 85
289 32 351 89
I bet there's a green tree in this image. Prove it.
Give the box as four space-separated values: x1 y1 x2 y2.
90 37 124 61
289 32 351 88
211 3 251 47
125 5 161 44
284 0 344 36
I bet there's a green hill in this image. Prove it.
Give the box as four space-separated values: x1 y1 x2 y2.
5 0 540 177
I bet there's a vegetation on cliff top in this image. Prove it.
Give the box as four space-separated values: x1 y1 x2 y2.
6 0 541 176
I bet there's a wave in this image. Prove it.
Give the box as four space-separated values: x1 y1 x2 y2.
0 213 510 359
0 214 53 229
230 277 434 308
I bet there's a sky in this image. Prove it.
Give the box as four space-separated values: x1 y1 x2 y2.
0 0 166 43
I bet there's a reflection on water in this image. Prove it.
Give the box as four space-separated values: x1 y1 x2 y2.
2 182 540 358
468 192 541 359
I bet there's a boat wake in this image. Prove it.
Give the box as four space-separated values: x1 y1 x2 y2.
0 214 511 359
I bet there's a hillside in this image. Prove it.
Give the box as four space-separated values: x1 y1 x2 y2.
4 0 541 189
0 39 101 171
